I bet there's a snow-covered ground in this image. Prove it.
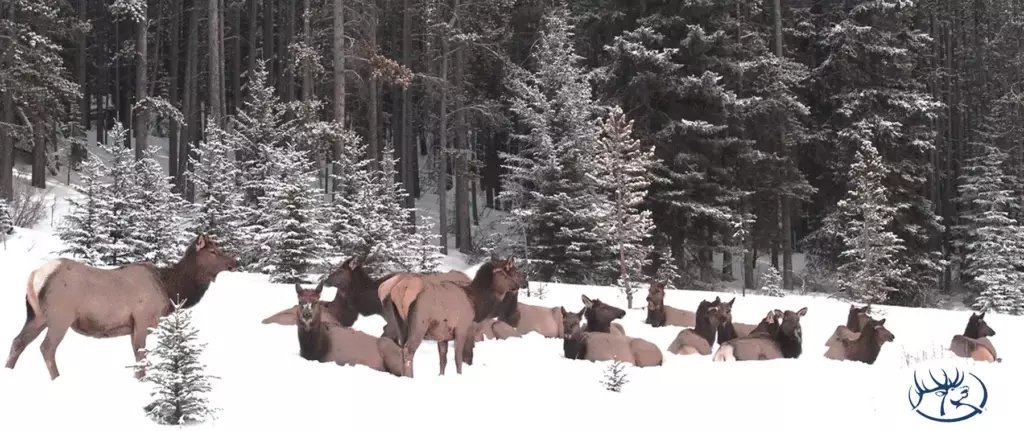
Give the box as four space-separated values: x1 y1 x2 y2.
1 226 1021 429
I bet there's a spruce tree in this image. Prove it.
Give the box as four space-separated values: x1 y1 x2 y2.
130 147 193 265
57 154 107 264
957 144 1024 315
832 142 906 304
258 144 326 284
589 105 656 307
0 197 12 248
500 7 608 283
96 122 138 266
136 298 219 425
190 124 250 257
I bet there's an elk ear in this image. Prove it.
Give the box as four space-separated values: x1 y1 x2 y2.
727 298 735 306
876 318 886 326
581 294 593 308
195 234 208 250
314 283 324 295
796 307 808 317
978 311 986 319
577 309 585 318
295 284 303 295
505 257 516 270
559 306 568 316
347 255 362 269
763 310 775 321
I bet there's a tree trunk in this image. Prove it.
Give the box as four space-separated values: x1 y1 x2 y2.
453 0 471 253
135 5 149 159
169 0 181 179
247 0 258 81
230 1 242 116
437 33 449 254
367 3 380 169
330 0 346 200
182 0 202 200
283 0 295 104
401 0 414 225
263 0 275 89
209 0 224 127
773 0 793 291
0 91 12 201
32 120 46 188
77 0 88 129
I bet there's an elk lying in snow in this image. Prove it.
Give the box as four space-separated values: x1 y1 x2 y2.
713 307 806 361
667 298 720 355
378 257 523 377
262 255 391 327
822 304 872 357
580 295 627 336
562 308 663 367
292 284 405 376
949 312 1000 363
711 297 761 344
645 282 696 327
823 318 895 364
5 234 238 380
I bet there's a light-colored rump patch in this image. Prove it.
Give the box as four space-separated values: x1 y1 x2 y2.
825 325 859 348
712 344 735 362
377 274 408 304
950 335 998 362
26 259 63 316
971 346 995 362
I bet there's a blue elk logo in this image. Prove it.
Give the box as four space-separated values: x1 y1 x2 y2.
907 367 988 423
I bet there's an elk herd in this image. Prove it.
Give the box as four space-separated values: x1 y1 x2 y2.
0 234 1005 382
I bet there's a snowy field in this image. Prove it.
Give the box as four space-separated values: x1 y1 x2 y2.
1 227 1022 429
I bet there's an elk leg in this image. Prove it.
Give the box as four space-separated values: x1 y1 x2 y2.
130 317 152 380
453 327 469 375
39 322 70 380
376 337 405 378
5 317 47 369
403 317 428 378
437 341 448 376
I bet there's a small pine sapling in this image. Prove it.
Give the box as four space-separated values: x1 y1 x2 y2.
601 360 629 393
759 267 785 297
135 298 220 425
0 198 12 247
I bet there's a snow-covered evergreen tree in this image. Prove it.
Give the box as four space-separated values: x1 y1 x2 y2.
130 146 193 265
589 105 656 307
232 59 295 210
601 360 628 393
759 267 785 298
96 122 139 266
136 298 219 425
0 197 12 247
190 124 250 257
258 143 326 283
327 137 440 273
58 154 107 264
832 142 906 304
957 144 1024 315
500 7 608 283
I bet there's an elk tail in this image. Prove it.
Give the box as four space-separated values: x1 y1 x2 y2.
26 260 62 320
712 344 735 362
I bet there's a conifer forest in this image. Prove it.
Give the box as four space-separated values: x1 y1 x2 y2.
3 0 1024 313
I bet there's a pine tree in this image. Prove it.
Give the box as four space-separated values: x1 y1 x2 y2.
129 146 193 265
0 197 12 248
232 59 295 210
57 154 107 264
190 124 250 257
759 267 785 298
500 7 608 283
589 105 656 308
258 144 326 284
136 298 219 425
957 144 1024 315
601 360 628 393
96 122 138 266
832 142 906 304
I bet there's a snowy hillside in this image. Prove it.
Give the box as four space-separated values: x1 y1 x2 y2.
0 227 1020 428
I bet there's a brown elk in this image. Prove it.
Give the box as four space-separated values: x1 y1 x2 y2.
710 297 760 344
949 312 1000 362
484 288 565 338
645 282 696 327
823 304 872 354
580 295 627 336
5 234 238 380
261 255 391 327
471 286 524 342
712 307 806 361
378 257 523 377
562 307 663 367
823 317 895 364
292 284 405 376
667 299 721 355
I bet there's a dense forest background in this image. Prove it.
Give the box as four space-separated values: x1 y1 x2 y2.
2 0 1024 312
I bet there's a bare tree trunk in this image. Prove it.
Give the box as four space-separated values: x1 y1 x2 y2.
330 0 346 200
453 0 471 253
148 2 164 98
263 0 275 88
169 0 181 178
772 0 793 291
0 91 12 200
77 0 88 129
219 0 228 121
437 33 449 254
283 0 295 105
367 2 380 169
230 1 242 116
248 0 258 79
135 4 149 159
401 0 415 225
209 0 224 127
32 119 45 188
182 0 201 200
